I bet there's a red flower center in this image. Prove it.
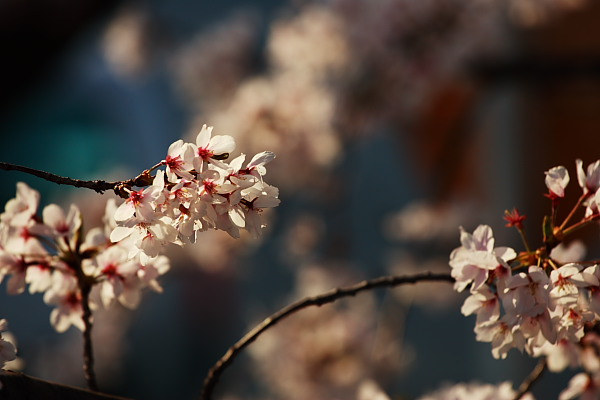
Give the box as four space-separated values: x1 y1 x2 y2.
198 147 214 161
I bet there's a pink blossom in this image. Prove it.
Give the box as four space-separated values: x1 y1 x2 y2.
559 373 600 400
114 171 166 222
461 286 500 325
545 165 570 198
0 319 17 369
194 124 236 171
89 245 140 308
43 274 86 333
550 264 591 305
25 260 54 294
474 318 525 359
449 225 515 292
0 182 40 227
164 139 195 182
576 159 600 195
503 266 551 316
535 338 581 372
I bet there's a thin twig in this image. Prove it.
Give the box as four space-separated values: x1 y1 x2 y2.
0 161 159 194
80 281 98 391
514 358 546 400
70 255 98 391
200 271 454 400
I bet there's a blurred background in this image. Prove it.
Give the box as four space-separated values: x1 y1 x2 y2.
1 0 600 398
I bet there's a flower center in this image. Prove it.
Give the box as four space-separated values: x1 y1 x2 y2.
198 147 214 161
165 155 183 170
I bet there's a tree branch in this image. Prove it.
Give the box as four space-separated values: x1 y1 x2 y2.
200 271 454 400
0 371 132 400
78 277 97 391
0 162 118 193
514 358 546 400
0 161 160 195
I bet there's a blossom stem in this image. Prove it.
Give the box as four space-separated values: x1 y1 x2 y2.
562 213 600 237
513 358 546 400
558 193 588 233
199 271 454 400
146 161 165 174
517 227 531 253
547 258 559 270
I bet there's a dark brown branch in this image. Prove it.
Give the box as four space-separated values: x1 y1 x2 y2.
79 279 97 391
0 161 161 195
0 370 131 400
200 271 454 400
0 162 117 193
68 253 98 391
514 358 546 400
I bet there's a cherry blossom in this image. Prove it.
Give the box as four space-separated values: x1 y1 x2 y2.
164 139 196 181
0 122 278 340
43 274 87 333
576 159 600 195
0 181 176 333
114 171 166 222
0 319 17 369
450 159 600 397
449 225 515 292
474 317 525 359
545 165 570 198
559 372 600 400
194 124 236 171
0 182 40 227
87 245 140 308
460 286 500 325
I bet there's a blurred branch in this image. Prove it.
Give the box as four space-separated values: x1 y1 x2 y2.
0 370 131 400
200 271 454 400
514 358 546 400
72 260 98 391
0 161 159 195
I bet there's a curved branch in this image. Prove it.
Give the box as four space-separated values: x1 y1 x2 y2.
200 271 454 400
514 358 546 400
0 161 160 195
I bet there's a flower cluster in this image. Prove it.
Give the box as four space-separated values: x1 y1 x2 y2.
111 124 280 264
0 124 279 334
0 318 17 389
0 182 170 333
450 159 600 399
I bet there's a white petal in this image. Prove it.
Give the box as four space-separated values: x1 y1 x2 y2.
43 204 66 229
229 154 246 172
195 124 213 148
576 159 586 190
229 206 245 228
114 203 135 222
248 151 275 168
110 226 133 242
167 139 184 157
209 135 236 154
